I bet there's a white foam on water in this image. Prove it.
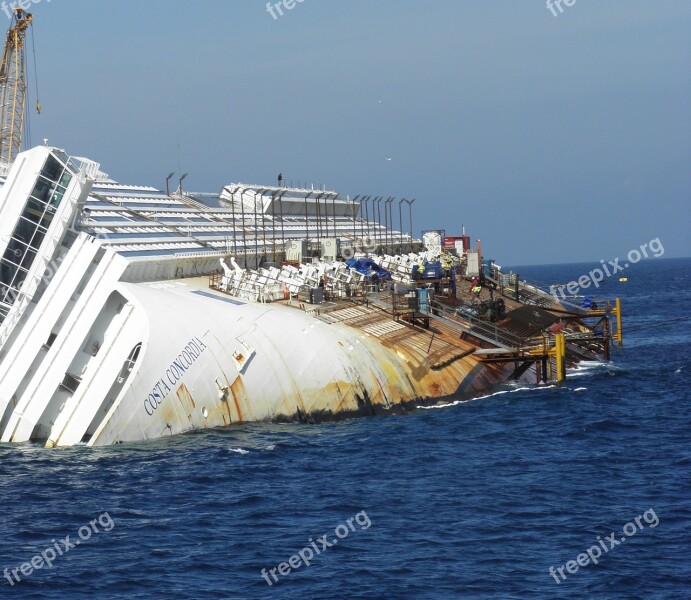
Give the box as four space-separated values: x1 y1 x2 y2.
418 384 557 410
418 399 465 410
566 361 613 379
575 360 604 367
509 384 557 393
574 387 587 392
229 447 250 454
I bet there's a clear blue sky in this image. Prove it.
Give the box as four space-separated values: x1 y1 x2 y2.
19 0 691 264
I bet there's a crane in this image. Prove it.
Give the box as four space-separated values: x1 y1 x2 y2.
0 7 34 167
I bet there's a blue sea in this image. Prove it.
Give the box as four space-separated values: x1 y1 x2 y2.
1 257 689 599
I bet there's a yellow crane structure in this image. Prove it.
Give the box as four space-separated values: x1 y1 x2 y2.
0 7 33 167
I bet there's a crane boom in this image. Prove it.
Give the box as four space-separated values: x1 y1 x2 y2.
0 7 32 167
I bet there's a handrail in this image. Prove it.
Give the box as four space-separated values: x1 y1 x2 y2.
495 270 619 312
427 299 522 348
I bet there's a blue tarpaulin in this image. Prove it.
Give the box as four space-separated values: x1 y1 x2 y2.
582 296 598 310
346 258 391 281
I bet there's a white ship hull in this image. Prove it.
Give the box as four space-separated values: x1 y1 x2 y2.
2 266 519 446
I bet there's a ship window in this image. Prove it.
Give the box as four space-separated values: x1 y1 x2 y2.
121 343 142 376
114 342 142 384
30 177 52 204
128 343 142 364
41 155 63 182
0 154 74 326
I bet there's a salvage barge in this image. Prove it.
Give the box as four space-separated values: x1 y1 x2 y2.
0 146 623 447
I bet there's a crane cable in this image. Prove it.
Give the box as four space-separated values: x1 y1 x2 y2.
30 19 40 115
24 45 31 149
23 19 40 150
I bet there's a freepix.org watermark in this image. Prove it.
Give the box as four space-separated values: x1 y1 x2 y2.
549 508 659 584
546 0 576 17
3 512 115 586
261 510 371 586
550 237 664 302
1 0 52 20
266 0 308 21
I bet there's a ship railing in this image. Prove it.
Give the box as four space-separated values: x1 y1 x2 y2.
426 298 523 349
492 271 618 314
484 272 553 308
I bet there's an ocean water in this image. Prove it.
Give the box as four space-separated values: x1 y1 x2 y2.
1 257 689 599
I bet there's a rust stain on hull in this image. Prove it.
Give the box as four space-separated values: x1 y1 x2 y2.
125 302 534 441
320 301 518 413
230 376 249 423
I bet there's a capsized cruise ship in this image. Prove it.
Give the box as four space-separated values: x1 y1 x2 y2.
0 145 621 447
0 9 623 447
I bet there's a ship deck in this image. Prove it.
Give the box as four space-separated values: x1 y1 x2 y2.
161 276 487 380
